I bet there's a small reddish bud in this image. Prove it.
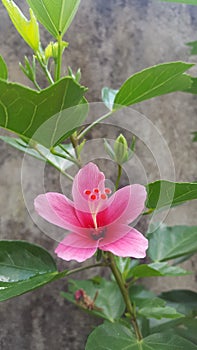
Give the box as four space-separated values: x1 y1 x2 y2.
75 289 84 301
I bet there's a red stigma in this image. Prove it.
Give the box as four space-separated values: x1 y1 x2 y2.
90 194 97 200
105 188 111 194
84 189 91 195
93 188 99 194
101 193 107 200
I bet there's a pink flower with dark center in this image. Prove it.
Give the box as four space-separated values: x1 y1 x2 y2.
34 163 148 262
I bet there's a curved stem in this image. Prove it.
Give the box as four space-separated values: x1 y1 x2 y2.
37 53 54 85
108 252 142 341
57 262 107 279
77 110 114 140
50 147 80 167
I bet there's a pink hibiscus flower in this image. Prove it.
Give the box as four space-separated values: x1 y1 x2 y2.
34 163 148 262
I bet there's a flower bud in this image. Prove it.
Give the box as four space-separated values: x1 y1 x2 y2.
45 41 69 61
114 134 129 164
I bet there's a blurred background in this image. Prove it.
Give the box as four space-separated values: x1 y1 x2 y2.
0 0 196 349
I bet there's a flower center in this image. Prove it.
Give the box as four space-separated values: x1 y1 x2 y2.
84 187 112 229
90 227 106 241
84 187 111 202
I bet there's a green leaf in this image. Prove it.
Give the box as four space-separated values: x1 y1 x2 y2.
113 62 193 109
2 0 40 51
129 288 183 320
0 136 44 160
114 256 139 280
130 262 190 278
173 319 197 345
158 0 197 5
26 0 80 38
150 318 197 345
183 77 197 94
85 323 197 350
129 285 156 305
0 77 87 147
187 41 197 55
0 272 59 301
137 298 183 320
146 181 197 211
147 225 197 262
0 240 59 301
0 56 8 80
102 87 118 110
0 136 74 171
159 290 197 316
192 132 197 142
0 240 57 281
62 278 125 322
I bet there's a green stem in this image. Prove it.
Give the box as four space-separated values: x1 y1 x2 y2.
36 53 54 85
70 135 81 167
108 252 142 341
50 147 80 167
32 79 41 91
115 164 122 190
77 110 114 140
55 33 63 81
142 208 154 215
57 263 107 279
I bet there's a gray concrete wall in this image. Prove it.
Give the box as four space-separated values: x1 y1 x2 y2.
0 0 196 349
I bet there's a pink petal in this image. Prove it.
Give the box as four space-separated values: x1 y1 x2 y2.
55 233 98 262
34 193 82 231
100 228 148 258
97 224 131 246
97 185 147 227
72 162 105 212
57 232 99 248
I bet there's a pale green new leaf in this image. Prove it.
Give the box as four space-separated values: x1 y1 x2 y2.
26 0 81 38
2 0 40 51
113 62 193 109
